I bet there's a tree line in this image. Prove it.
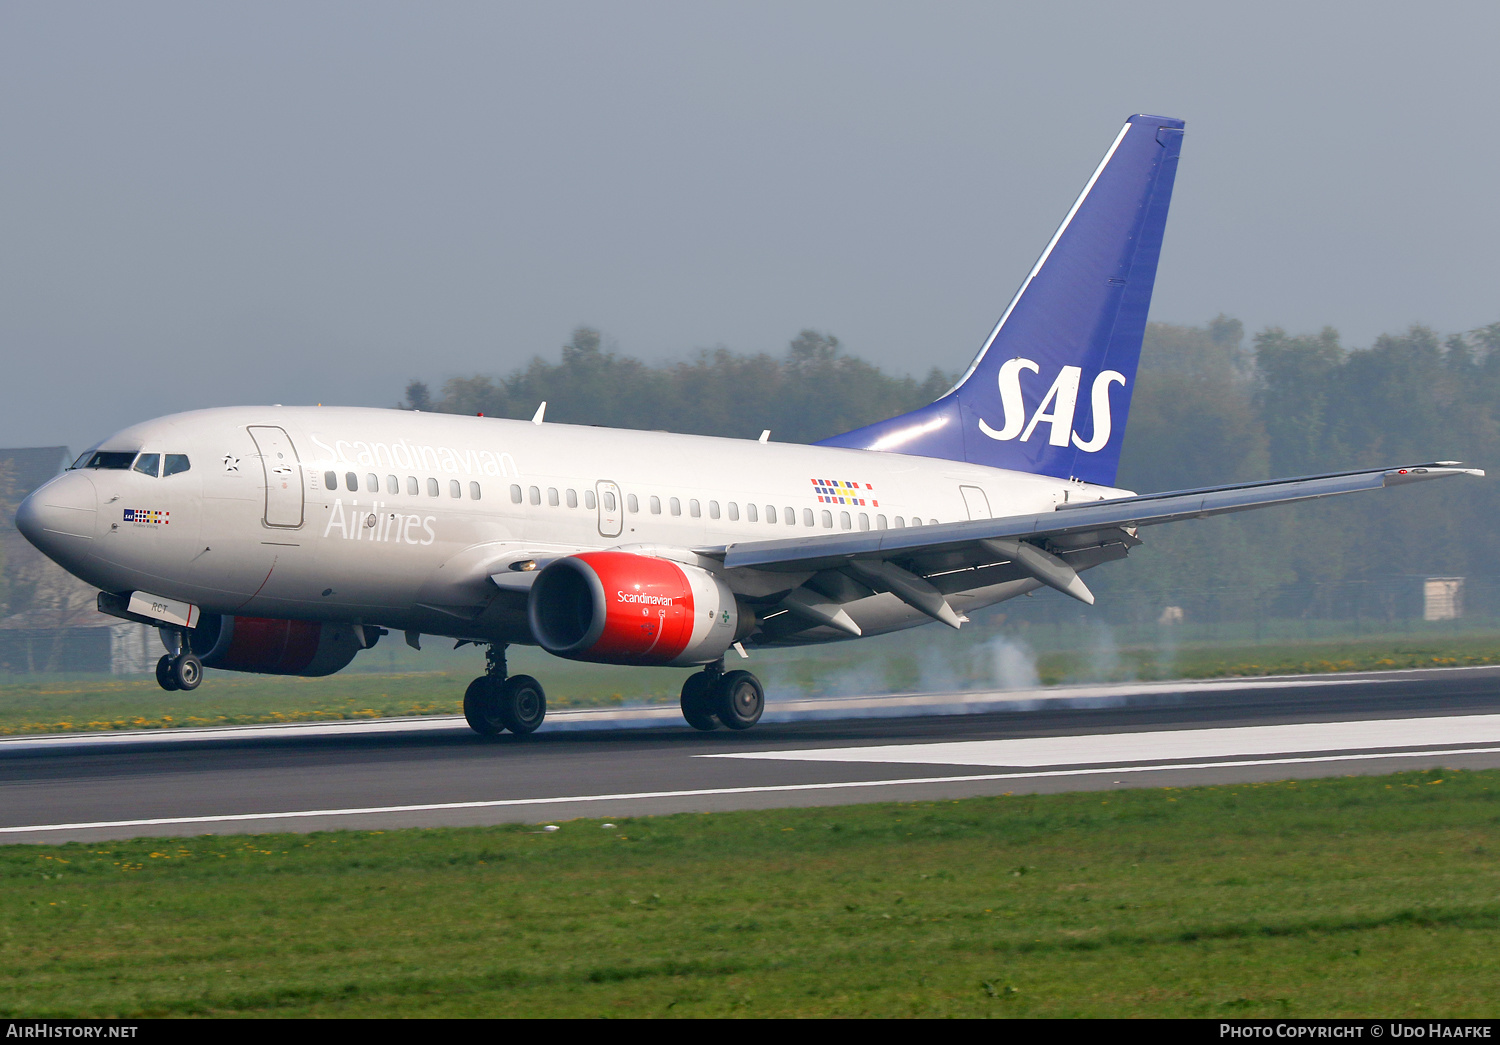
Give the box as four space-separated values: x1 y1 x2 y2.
398 313 1493 624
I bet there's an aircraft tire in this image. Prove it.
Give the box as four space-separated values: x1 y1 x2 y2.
155 655 181 692
680 672 719 731
497 675 546 735
463 676 507 735
172 653 203 691
713 670 764 731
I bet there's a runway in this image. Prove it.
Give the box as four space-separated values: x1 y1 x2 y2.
4 665 1500 843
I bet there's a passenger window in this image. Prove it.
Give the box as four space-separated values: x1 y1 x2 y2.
728 502 740 521
820 510 833 528
163 455 190 476
427 478 439 496
566 489 578 508
510 484 523 503
858 513 870 531
650 495 661 514
132 453 160 477
470 482 481 500
709 500 720 520
346 472 359 491
802 508 813 527
529 486 541 505
894 516 905 527
746 504 757 522
387 475 399 494
548 488 559 506
765 505 777 524
877 515 888 530
840 512 852 530
325 471 338 490
627 493 639 513
670 497 681 516
604 490 616 511
449 480 462 498
930 518 939 526
689 499 701 518
909 517 921 527
784 507 794 525
585 490 597 509
407 476 419 495
367 473 380 492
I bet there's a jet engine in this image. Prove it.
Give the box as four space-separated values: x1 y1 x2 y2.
181 614 375 677
527 551 741 666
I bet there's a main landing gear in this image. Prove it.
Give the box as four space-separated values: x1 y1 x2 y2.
155 628 202 692
680 661 764 732
464 644 547 736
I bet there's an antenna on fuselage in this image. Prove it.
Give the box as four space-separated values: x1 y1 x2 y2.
532 402 547 425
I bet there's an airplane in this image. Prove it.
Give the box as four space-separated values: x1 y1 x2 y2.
14 113 1482 737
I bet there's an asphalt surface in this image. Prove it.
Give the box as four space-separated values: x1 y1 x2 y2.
5 665 1500 843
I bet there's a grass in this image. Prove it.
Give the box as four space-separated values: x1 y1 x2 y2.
1033 632 1500 684
0 648 692 736
6 630 1500 736
3 769 1498 1017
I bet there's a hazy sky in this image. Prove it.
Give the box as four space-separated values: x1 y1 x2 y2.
3 2 1497 453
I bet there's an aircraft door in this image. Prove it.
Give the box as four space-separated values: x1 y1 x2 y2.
248 425 305 528
596 480 623 538
960 485 992 520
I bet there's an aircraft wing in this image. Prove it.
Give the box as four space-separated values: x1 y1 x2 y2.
700 463 1482 629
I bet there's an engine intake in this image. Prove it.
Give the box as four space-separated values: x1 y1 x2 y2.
182 615 372 677
528 551 740 666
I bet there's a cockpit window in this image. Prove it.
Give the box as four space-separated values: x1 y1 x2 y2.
82 451 137 470
132 453 161 477
163 454 191 477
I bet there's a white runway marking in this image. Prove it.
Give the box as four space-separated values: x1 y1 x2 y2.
3 745 1498 836
704 714 1500 768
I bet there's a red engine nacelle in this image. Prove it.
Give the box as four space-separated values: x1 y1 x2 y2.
181 615 373 677
527 551 741 666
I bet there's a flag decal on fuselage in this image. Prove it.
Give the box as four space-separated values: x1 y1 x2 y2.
811 478 877 507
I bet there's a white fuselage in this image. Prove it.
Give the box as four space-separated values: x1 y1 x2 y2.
25 406 1129 647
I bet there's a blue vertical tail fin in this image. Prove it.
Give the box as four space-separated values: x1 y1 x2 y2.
818 114 1185 486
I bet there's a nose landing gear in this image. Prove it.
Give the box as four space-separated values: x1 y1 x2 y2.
154 628 203 692
464 644 547 736
680 661 765 731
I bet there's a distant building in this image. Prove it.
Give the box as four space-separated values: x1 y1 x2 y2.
1423 577 1465 621
0 617 155 674
0 446 70 500
0 446 149 675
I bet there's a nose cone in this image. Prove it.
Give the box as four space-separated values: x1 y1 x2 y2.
15 472 98 564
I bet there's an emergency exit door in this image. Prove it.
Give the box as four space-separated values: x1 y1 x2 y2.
596 480 623 537
960 485 992 520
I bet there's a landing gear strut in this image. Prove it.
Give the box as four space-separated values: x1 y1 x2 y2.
464 643 547 736
154 628 203 692
680 660 764 732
